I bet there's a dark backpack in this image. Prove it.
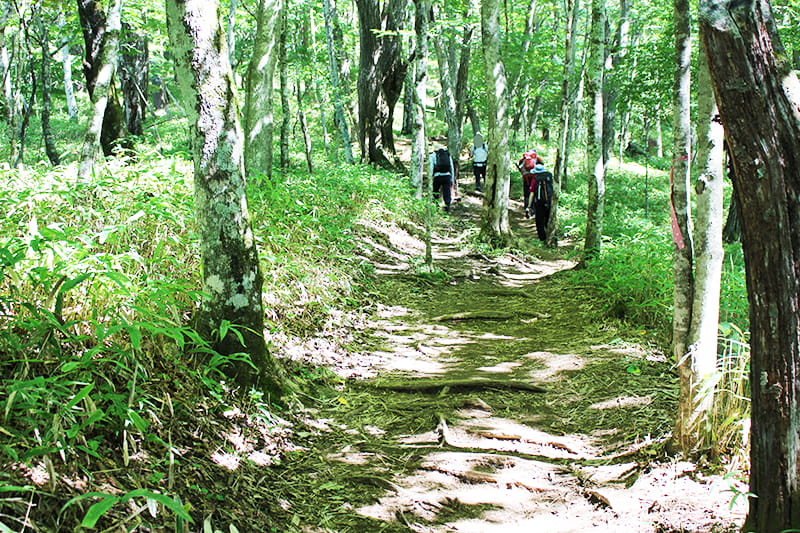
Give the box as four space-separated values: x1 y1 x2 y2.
433 149 451 174
533 171 554 205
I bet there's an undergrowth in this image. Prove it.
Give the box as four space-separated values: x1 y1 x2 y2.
0 156 423 531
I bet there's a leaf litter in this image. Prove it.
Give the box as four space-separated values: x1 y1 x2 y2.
267 193 746 533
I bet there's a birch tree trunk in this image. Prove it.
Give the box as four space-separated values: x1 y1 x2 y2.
77 0 122 180
0 3 11 124
322 0 353 164
479 0 512 244
166 0 283 396
670 0 695 448
583 0 606 259
700 1 800 529
672 39 725 454
243 0 282 179
58 13 78 121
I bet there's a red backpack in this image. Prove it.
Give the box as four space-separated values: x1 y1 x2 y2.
521 151 538 171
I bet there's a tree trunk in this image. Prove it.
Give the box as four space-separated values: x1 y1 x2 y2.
77 0 127 156
0 3 12 124
670 0 694 451
432 13 472 191
118 24 148 137
410 0 429 199
700 1 800 530
297 81 313 173
672 38 725 454
479 0 512 244
37 13 59 166
355 0 407 169
322 0 353 163
583 0 606 260
77 0 122 179
58 13 78 121
243 0 282 179
278 9 290 171
549 0 579 246
167 0 283 397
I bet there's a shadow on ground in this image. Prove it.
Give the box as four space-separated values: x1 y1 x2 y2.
277 192 746 533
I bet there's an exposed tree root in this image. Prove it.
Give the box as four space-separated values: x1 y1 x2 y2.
365 378 547 394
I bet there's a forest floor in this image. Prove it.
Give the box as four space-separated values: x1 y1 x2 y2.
263 189 749 532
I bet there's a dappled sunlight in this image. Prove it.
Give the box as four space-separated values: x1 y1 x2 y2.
590 395 654 410
476 361 521 373
525 351 586 381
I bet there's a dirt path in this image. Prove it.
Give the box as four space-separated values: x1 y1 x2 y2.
281 193 746 532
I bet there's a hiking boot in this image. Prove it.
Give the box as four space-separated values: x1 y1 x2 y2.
524 209 530 219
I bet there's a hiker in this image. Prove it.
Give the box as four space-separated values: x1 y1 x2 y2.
469 133 488 192
530 162 554 241
429 147 455 212
517 149 543 218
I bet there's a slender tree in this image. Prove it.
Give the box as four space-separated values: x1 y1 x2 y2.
479 0 512 244
549 0 579 245
670 0 695 450
672 38 725 454
410 0 428 198
166 0 283 396
583 0 605 259
243 0 283 178
700 0 800 530
322 0 353 163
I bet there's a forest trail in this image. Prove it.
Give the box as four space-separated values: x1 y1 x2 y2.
279 191 746 532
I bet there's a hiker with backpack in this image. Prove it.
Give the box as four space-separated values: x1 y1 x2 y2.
429 147 455 212
469 133 488 192
530 162 554 241
517 149 543 218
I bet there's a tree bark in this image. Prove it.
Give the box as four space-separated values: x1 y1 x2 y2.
118 24 149 137
243 0 283 179
583 0 606 260
77 0 122 179
670 0 694 452
322 0 354 163
550 0 579 246
37 12 59 165
278 8 290 171
410 0 428 199
77 0 127 156
479 0 512 244
354 0 407 169
672 38 725 454
58 13 78 121
166 0 283 397
701 0 800 530
0 3 12 124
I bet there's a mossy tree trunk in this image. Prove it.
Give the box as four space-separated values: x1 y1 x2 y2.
166 0 283 397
